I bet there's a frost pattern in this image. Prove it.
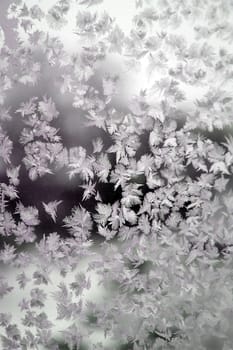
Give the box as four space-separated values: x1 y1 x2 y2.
1 0 233 349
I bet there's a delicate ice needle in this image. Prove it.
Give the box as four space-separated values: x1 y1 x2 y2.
42 200 62 223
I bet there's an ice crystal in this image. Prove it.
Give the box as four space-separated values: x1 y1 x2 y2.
1 0 233 349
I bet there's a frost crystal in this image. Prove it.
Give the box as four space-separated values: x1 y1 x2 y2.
1 0 233 349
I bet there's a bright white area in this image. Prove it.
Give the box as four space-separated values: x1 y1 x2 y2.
20 0 233 115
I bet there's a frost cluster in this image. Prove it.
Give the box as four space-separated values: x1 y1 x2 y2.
1 0 233 349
